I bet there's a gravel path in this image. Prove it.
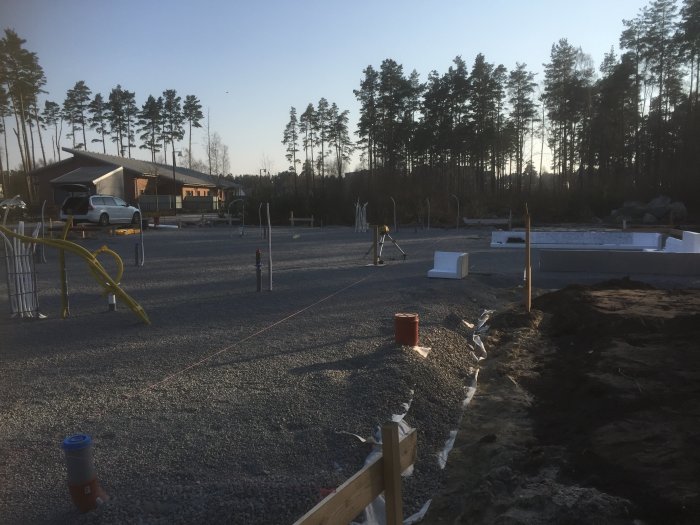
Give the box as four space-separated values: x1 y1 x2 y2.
1 225 522 524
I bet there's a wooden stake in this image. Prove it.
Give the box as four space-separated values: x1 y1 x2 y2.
525 210 532 313
381 422 403 525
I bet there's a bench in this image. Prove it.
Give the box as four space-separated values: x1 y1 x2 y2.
289 211 314 227
427 251 469 279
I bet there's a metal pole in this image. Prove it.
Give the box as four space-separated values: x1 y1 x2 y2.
171 147 176 211
426 198 430 230
390 196 396 233
451 194 459 230
266 203 272 291
229 199 243 237
137 203 144 266
258 202 263 238
373 225 378 265
256 249 262 292
39 200 47 263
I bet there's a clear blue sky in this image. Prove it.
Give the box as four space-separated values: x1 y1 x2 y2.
2 0 650 175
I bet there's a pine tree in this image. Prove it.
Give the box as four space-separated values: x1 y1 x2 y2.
138 95 163 163
41 100 61 161
182 95 203 169
66 81 91 150
107 85 127 155
327 102 353 177
507 63 538 192
88 93 108 153
161 89 185 165
299 103 317 188
0 29 46 182
679 0 700 110
354 65 380 180
0 85 9 190
122 89 137 157
315 98 331 181
543 40 593 189
282 106 300 173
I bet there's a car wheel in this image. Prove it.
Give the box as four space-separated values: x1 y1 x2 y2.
98 213 109 226
131 212 141 225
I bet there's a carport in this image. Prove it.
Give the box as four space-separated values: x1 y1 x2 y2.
50 165 125 205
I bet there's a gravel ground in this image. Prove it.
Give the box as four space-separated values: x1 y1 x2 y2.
0 225 521 524
2 224 695 524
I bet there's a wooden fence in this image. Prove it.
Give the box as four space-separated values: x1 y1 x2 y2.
294 422 417 525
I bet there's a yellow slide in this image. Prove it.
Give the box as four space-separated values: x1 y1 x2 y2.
0 224 150 325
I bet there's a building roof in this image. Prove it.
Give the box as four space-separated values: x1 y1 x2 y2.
50 165 121 186
61 148 243 191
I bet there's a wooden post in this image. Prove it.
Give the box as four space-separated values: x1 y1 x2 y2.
293 427 416 525
525 210 532 313
373 225 379 265
60 217 72 318
382 422 403 525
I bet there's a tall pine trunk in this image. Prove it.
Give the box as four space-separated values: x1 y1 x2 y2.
32 105 47 166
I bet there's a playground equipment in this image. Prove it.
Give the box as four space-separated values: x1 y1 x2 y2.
1 196 41 318
364 225 406 263
1 221 42 318
0 222 150 324
354 200 368 233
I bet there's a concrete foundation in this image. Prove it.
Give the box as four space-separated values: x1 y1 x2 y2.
491 230 663 250
539 249 700 276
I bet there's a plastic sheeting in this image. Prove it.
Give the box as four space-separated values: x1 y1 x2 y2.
353 309 492 524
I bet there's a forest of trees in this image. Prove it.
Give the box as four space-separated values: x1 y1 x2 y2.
0 29 226 202
2 0 700 225
272 0 700 224
345 0 700 224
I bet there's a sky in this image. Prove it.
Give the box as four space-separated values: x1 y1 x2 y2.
1 0 652 175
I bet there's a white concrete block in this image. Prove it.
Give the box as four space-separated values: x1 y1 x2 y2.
664 237 684 253
682 231 700 253
428 251 469 279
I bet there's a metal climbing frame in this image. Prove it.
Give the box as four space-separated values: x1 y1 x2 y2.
2 222 41 319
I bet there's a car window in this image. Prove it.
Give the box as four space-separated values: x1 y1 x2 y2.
63 197 86 207
62 197 89 213
114 197 127 206
102 197 117 206
91 197 105 205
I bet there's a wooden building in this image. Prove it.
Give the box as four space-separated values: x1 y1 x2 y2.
30 148 244 213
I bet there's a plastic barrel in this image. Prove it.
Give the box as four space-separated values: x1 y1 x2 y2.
394 313 419 346
62 434 108 512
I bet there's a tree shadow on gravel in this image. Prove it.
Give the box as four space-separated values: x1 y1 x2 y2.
289 342 398 374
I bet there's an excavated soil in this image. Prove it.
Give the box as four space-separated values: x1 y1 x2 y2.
425 278 700 525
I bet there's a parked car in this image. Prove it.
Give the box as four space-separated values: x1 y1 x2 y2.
60 194 141 226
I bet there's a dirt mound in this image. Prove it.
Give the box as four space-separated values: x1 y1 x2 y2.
425 281 700 524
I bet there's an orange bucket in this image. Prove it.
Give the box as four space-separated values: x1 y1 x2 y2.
395 313 419 346
68 478 108 512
